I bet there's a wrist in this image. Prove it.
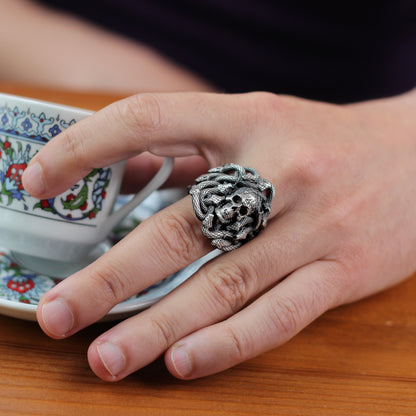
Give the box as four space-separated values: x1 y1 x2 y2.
346 88 416 144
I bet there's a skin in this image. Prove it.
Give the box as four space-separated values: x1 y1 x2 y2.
21 89 416 381
0 0 214 93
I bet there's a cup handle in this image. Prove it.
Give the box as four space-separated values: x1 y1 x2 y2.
103 157 174 234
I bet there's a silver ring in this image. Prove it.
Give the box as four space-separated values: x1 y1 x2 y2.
189 163 274 251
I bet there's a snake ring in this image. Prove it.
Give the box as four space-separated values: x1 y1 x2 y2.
189 163 274 251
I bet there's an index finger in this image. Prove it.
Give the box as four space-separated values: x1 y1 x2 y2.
22 92 249 199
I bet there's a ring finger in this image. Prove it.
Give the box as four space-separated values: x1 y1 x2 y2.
36 196 213 338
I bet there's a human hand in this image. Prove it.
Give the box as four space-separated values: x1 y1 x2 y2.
22 90 416 381
1 0 214 93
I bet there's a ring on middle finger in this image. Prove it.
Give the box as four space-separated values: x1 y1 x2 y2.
189 163 274 252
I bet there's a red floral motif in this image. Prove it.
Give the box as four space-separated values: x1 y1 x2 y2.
7 277 35 294
6 163 27 190
3 141 10 149
89 211 95 219
65 194 76 202
80 201 88 211
41 200 50 208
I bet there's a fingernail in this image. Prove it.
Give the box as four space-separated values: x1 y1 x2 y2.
23 161 45 196
41 299 74 337
97 342 126 378
171 345 192 378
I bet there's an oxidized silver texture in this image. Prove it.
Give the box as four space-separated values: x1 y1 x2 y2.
189 163 274 251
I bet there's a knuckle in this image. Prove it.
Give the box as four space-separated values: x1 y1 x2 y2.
60 129 88 167
268 294 305 338
150 314 178 350
204 261 252 315
284 139 324 185
246 91 282 111
223 325 253 362
120 93 164 138
88 260 131 306
151 210 201 267
244 91 295 127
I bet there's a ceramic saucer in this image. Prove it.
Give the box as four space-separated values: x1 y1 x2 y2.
0 249 219 322
10 239 113 278
0 189 220 322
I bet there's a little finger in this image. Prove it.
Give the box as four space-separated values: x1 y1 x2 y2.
165 259 347 379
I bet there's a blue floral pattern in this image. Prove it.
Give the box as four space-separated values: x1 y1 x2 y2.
0 103 112 223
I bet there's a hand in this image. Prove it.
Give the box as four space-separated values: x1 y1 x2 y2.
22 90 416 381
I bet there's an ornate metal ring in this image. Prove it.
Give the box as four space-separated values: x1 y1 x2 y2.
189 163 274 251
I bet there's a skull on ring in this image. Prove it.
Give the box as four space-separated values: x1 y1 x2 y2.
215 187 263 224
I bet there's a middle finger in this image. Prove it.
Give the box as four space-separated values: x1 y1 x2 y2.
36 197 212 338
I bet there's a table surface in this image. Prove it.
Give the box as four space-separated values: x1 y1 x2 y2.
1 83 416 416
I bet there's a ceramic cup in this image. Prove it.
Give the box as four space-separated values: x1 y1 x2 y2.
0 93 174 274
